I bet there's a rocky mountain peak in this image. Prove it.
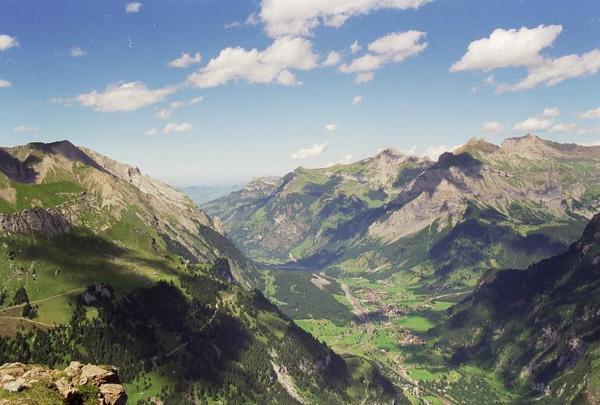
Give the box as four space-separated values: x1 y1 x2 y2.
27 140 106 172
434 151 482 169
375 147 405 159
456 138 500 154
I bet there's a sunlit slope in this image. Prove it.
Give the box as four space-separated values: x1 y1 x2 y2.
0 141 399 404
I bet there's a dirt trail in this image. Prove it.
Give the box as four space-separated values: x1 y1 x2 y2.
0 316 53 328
0 287 85 313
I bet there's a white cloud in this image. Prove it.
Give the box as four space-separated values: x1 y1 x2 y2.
0 79 11 89
350 40 362 54
225 13 260 29
168 52 202 69
403 145 418 156
324 123 337 132
497 49 600 93
13 126 39 133
125 2 142 13
451 25 600 92
163 122 192 135
259 0 427 38
155 96 204 119
451 25 562 72
513 117 553 133
352 95 363 105
156 109 172 119
325 153 354 167
577 107 600 120
340 31 427 82
550 122 600 135
481 121 505 134
580 141 600 147
0 34 19 51
422 144 459 161
513 107 562 133
291 141 329 159
355 72 374 83
76 81 175 112
542 107 560 118
147 122 193 136
322 51 342 66
186 36 318 88
70 47 85 58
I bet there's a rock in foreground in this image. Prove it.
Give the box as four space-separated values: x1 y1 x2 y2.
0 362 127 404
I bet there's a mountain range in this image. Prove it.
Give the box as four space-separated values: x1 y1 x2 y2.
0 141 397 404
206 135 600 290
203 134 600 403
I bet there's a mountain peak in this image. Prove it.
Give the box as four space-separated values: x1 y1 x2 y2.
26 140 106 172
375 147 404 159
456 138 500 154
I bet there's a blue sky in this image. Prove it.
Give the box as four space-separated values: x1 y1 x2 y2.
1 0 599 185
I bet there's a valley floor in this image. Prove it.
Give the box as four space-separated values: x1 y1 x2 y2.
262 268 521 404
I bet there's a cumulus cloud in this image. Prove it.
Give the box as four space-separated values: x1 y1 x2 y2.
168 52 202 69
0 34 19 51
451 25 600 92
352 95 363 105
513 107 561 133
13 126 39 133
577 107 600 120
481 121 505 134
163 122 192 134
259 0 427 38
125 2 142 13
350 40 362 54
514 117 553 133
225 13 260 29
325 153 354 167
451 25 562 72
549 122 600 135
0 79 11 89
322 51 342 66
156 96 204 119
323 123 337 132
186 36 318 88
541 107 560 118
355 72 374 83
340 31 427 82
291 141 329 159
76 81 176 112
147 122 193 136
421 144 460 161
497 50 600 93
70 47 85 58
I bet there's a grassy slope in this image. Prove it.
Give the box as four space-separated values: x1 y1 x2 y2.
0 144 399 404
434 214 600 403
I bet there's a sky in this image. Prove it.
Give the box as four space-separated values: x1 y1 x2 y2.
1 0 599 186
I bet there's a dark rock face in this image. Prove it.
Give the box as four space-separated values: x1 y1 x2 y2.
0 208 71 236
28 140 108 174
0 149 39 183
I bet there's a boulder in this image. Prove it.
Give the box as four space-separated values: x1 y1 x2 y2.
0 361 127 404
100 383 127 405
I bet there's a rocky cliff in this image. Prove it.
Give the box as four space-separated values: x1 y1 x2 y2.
0 362 126 404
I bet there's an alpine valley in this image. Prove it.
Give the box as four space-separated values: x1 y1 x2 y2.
205 134 600 403
0 141 398 404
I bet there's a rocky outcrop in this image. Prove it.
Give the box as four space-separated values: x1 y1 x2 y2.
0 362 127 404
0 208 71 236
